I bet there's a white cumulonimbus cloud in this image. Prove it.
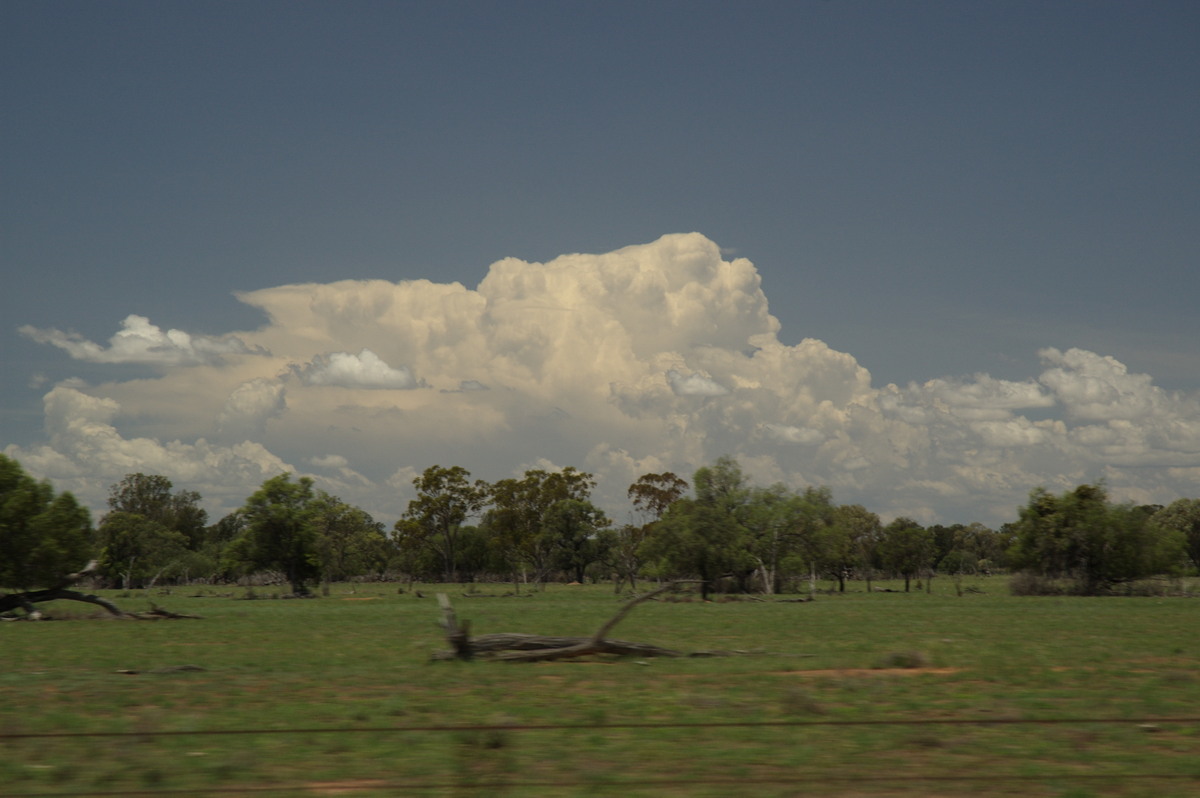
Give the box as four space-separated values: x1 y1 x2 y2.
8 233 1200 526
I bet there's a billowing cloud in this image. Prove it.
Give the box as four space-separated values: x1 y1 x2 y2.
294 349 421 389
762 424 825 445
6 383 296 516
667 370 729 397
19 314 263 366
1038 347 1165 421
10 233 1200 526
216 378 288 438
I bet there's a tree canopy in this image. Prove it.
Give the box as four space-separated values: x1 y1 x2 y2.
398 465 487 582
226 473 322 595
1009 484 1185 594
4 452 1197 606
0 454 93 592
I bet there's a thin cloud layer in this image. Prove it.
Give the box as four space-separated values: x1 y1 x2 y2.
8 234 1200 526
19 314 263 366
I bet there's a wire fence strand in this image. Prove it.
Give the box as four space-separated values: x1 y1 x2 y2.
3 714 1200 739
6 716 1199 796
6 772 1200 798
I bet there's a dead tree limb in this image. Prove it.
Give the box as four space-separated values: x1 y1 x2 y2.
437 592 473 659
433 581 707 662
0 561 197 620
0 561 128 618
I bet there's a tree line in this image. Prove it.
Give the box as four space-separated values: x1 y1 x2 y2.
3 452 1200 613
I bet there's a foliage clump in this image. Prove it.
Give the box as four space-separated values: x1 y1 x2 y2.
1008 484 1185 595
0 454 93 593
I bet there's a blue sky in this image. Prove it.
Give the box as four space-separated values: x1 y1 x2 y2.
3 1 1199 526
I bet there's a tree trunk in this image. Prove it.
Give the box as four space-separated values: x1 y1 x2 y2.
752 556 775 596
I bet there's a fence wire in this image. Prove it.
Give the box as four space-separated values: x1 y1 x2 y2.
3 714 1200 739
5 715 1199 797
6 773 1200 798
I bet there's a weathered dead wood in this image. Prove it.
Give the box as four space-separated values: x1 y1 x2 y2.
133 604 202 620
433 582 711 662
0 561 199 620
0 561 128 617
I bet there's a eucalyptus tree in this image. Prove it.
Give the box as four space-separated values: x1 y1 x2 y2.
96 473 210 585
1010 484 1184 594
398 465 488 582
1152 498 1200 571
738 484 806 594
96 511 189 589
201 511 246 581
107 473 208 549
878 517 934 592
311 493 391 582
546 498 610 582
0 454 103 615
226 473 321 595
825 503 881 591
644 456 754 600
483 466 596 588
601 471 689 592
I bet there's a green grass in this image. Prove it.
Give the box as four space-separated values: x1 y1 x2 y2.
3 577 1200 796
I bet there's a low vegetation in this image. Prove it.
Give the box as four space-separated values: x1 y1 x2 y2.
4 453 1200 793
4 579 1200 796
5 453 1198 616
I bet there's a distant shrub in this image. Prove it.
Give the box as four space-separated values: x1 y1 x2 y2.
1009 572 1066 596
876 650 930 669
1011 572 1184 597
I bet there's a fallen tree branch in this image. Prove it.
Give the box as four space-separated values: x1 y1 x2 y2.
0 561 127 617
432 581 715 662
0 561 198 620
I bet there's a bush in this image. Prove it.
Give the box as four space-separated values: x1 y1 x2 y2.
1009 572 1066 596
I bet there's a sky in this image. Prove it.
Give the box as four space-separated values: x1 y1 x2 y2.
3 0 1199 529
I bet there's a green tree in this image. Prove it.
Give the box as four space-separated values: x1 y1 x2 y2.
483 466 596 588
107 473 208 549
227 473 321 595
311 493 391 582
453 524 505 582
0 454 94 591
932 522 1010 575
97 473 211 585
390 518 441 583
96 511 189 589
826 503 881 591
0 454 107 616
1152 498 1200 571
791 486 839 593
399 465 488 582
878 517 934 592
546 498 610 582
1009 484 1185 594
741 484 834 595
199 511 246 581
602 472 689 592
645 456 753 600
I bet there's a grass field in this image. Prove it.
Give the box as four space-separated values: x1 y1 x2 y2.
3 577 1199 797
